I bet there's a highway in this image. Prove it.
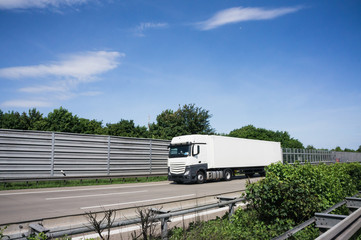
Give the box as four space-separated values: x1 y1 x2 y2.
0 176 260 225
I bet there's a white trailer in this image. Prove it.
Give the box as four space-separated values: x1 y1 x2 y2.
167 135 282 183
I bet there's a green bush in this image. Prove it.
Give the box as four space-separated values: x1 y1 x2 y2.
246 162 358 224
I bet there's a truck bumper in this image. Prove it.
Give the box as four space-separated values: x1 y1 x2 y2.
168 173 193 183
168 164 208 184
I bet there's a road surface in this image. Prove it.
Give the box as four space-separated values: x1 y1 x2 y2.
0 176 259 225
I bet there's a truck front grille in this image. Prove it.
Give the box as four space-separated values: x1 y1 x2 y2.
170 162 186 174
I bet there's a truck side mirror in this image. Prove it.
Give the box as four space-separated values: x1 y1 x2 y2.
193 145 200 156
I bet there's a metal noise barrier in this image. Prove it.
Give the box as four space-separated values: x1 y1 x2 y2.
7 197 245 240
0 129 170 180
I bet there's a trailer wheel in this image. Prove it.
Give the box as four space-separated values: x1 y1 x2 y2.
224 169 232 181
196 171 205 184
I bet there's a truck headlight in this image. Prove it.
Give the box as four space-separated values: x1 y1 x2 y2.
184 170 190 175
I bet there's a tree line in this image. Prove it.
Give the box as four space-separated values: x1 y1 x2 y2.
1 104 360 151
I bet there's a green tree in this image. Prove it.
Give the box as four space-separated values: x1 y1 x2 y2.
79 118 105 135
19 108 44 130
334 146 343 152
0 109 3 127
229 125 304 148
106 119 149 138
357 146 361 153
0 111 24 129
45 107 81 133
150 104 215 139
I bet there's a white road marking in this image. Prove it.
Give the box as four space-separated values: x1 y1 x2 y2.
73 203 246 240
81 194 196 210
46 190 148 200
0 183 169 196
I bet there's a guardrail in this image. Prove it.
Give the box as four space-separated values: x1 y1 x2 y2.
4 197 245 240
274 192 361 240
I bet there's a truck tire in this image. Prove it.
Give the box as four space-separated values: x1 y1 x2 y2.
224 169 232 181
196 171 206 184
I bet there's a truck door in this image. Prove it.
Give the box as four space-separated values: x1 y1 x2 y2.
193 143 207 164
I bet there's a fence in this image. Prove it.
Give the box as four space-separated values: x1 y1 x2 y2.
283 148 361 164
283 148 334 164
0 129 170 179
1 129 361 180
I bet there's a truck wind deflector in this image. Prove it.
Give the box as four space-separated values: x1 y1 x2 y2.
168 142 192 148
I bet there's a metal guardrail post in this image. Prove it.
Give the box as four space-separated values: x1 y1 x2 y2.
50 132 55 176
217 197 237 220
29 223 50 238
151 208 171 240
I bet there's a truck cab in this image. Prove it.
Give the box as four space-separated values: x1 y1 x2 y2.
167 135 209 183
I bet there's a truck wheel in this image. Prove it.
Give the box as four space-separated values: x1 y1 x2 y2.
196 171 205 184
224 169 232 181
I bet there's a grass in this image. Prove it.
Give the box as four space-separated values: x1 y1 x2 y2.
0 176 168 191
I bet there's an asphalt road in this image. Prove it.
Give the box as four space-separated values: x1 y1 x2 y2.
0 176 259 225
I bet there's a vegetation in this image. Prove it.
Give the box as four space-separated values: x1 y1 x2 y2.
229 125 304 148
0 176 167 191
85 209 116 240
168 162 361 239
1 104 359 151
0 104 214 140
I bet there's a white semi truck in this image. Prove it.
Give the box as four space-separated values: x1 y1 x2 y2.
167 135 282 183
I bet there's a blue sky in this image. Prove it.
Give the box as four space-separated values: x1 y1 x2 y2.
0 0 360 150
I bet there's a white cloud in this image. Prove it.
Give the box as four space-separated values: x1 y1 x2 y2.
0 51 123 80
1 99 53 108
0 0 90 10
135 22 168 37
0 51 123 108
198 6 302 30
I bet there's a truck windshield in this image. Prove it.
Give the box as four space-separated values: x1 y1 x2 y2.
169 145 191 158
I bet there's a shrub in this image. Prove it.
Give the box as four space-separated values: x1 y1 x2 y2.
245 162 358 224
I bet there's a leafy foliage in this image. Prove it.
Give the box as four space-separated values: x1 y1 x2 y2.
149 104 215 139
229 125 304 148
0 225 8 240
246 163 358 224
0 104 215 140
27 232 48 240
105 119 149 138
